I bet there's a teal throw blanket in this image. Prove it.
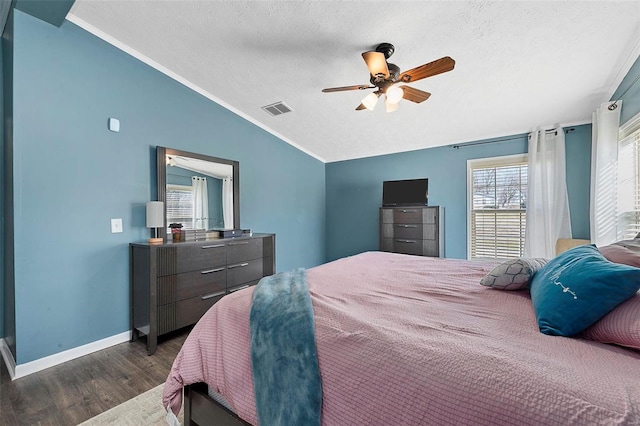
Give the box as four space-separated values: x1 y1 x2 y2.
250 268 322 426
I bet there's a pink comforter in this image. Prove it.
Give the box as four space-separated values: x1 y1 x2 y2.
163 251 640 425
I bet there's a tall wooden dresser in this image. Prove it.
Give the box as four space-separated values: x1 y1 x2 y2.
380 206 444 257
130 233 275 355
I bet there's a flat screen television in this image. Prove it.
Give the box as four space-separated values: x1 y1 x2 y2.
382 178 428 207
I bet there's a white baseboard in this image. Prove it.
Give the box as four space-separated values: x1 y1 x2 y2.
1 331 131 380
0 338 17 379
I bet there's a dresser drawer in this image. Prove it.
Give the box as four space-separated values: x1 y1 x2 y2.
227 278 261 294
175 293 223 329
393 208 423 223
176 267 226 302
176 243 226 273
393 224 423 239
386 238 424 256
227 238 264 263
227 258 264 289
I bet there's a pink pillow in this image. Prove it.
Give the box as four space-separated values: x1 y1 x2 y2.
581 292 640 350
582 244 640 349
598 244 640 267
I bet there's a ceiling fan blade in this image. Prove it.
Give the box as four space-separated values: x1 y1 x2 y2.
322 84 375 93
355 103 367 110
362 51 390 78
398 56 455 83
400 86 431 103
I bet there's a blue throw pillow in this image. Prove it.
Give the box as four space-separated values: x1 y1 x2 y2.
529 244 640 336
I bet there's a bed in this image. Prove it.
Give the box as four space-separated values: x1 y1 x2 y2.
163 250 640 425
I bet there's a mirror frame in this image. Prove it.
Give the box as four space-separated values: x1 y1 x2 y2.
156 146 240 241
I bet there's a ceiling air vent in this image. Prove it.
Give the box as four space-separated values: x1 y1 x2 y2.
262 101 293 116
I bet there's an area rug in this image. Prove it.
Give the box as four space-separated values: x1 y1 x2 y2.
78 384 183 426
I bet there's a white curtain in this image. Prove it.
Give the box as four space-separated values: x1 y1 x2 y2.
192 177 208 230
590 101 621 246
523 128 572 258
222 178 234 229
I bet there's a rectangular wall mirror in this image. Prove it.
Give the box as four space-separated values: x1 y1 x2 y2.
156 146 240 238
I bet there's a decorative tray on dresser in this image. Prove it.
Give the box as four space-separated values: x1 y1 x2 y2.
130 233 275 355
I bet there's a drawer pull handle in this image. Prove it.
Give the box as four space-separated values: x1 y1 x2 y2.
228 241 249 246
228 262 249 269
396 239 417 243
201 268 225 274
229 285 250 293
201 290 226 300
396 224 417 228
201 244 224 249
400 210 418 213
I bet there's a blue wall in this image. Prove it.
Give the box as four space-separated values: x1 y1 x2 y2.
326 127 592 262
615 54 640 125
11 10 325 364
1 8 14 354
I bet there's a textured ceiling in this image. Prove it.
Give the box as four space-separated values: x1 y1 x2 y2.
68 1 640 162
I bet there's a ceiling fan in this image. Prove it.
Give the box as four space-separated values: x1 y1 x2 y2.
322 43 455 113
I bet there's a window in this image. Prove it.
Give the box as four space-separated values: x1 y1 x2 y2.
618 114 640 239
166 184 194 232
468 154 528 260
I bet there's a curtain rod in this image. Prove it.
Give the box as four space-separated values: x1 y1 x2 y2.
452 127 575 149
609 72 640 111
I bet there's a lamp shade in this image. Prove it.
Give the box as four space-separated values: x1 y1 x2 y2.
386 85 404 104
385 98 400 113
146 201 164 228
361 92 379 111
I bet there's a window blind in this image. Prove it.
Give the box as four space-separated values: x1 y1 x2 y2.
166 184 194 232
617 126 640 239
469 156 528 259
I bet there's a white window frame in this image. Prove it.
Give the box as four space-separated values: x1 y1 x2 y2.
618 111 640 239
467 153 528 260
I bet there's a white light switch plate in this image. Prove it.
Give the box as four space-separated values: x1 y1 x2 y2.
111 218 123 233
108 118 120 132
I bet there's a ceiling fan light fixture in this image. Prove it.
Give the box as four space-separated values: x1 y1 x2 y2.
362 92 379 111
386 85 404 104
385 98 400 113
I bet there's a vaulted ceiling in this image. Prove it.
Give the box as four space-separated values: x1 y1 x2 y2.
68 1 640 162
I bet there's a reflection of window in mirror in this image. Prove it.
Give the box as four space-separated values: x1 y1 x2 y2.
166 184 194 232
166 155 233 230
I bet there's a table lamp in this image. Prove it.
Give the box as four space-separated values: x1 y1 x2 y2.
146 201 164 244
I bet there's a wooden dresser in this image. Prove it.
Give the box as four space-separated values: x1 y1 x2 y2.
130 233 275 355
380 206 444 257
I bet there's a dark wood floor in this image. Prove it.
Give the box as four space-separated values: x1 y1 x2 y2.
0 328 190 425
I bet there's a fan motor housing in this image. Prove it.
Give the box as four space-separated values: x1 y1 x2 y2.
375 43 395 59
370 63 400 86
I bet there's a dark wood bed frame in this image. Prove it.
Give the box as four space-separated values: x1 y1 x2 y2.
184 383 251 426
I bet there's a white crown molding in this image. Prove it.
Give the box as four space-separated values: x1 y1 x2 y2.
3 331 130 380
605 37 640 103
64 13 326 163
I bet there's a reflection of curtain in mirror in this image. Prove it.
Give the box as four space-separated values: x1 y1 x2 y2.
192 177 208 230
223 178 233 229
